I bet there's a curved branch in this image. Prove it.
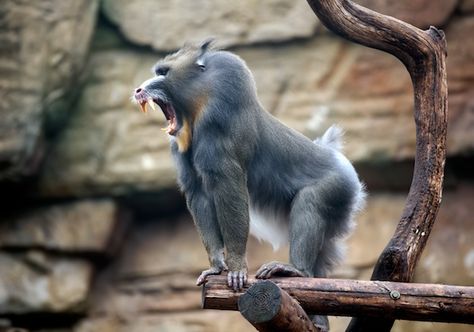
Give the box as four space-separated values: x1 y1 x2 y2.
305 1 448 331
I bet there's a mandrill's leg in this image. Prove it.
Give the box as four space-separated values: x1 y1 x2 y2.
257 185 332 331
256 185 328 279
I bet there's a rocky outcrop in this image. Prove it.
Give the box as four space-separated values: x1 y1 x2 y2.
0 0 98 180
0 199 127 315
358 0 458 28
0 251 92 314
101 0 458 52
102 0 319 51
460 0 474 13
38 48 176 197
0 200 124 253
444 16 474 155
415 184 474 285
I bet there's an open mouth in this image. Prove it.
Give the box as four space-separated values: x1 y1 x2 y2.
138 98 179 135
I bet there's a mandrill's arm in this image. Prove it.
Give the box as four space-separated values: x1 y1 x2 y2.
186 187 227 286
172 141 228 287
194 136 250 291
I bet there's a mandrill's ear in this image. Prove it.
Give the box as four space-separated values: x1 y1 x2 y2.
199 38 215 54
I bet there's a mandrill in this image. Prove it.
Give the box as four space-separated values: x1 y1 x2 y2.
133 40 365 331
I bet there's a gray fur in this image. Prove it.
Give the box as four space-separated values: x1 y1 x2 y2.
133 42 365 328
314 124 344 151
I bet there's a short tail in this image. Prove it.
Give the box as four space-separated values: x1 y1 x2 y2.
314 125 344 151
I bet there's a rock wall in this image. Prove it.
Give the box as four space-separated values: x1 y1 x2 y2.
0 0 98 180
0 0 473 331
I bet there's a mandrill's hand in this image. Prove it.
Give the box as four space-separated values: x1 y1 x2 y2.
227 268 247 291
226 256 248 291
196 266 226 286
196 253 228 286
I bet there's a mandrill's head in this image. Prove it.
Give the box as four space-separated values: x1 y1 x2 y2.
132 39 258 152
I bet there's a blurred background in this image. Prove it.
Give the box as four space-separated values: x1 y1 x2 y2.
0 0 473 331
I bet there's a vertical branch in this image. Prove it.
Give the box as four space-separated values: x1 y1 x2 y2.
305 1 448 331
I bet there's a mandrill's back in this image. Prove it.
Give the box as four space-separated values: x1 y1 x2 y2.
247 109 360 209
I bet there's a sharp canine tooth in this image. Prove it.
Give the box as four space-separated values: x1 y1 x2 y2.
147 98 156 111
139 102 147 113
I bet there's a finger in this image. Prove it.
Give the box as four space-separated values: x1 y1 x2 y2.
260 268 271 279
233 273 239 291
196 276 204 286
256 266 267 279
256 265 267 276
196 272 207 286
227 271 233 288
238 271 244 290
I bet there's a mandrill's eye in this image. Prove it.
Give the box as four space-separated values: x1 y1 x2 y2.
155 66 170 76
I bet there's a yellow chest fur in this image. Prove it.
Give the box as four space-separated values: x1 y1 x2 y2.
176 119 192 153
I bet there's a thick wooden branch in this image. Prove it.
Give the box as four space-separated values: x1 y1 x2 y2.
304 1 448 330
202 276 474 324
238 280 319 332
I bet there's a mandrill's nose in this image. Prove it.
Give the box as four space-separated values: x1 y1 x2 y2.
134 87 146 101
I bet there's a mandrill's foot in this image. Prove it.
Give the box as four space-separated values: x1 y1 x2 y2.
196 266 225 286
227 269 248 291
256 261 307 279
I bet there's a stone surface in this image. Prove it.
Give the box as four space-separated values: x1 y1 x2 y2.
345 194 404 267
415 184 474 286
102 0 319 51
0 200 123 253
0 0 98 180
347 186 474 286
444 16 474 155
101 0 458 51
264 44 416 163
357 0 458 28
460 0 474 13
393 321 474 332
0 251 92 313
75 312 254 332
74 314 473 332
38 48 177 197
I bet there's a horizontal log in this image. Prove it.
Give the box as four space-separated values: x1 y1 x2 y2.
202 276 474 324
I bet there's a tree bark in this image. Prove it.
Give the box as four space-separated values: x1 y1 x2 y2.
304 1 448 330
202 276 474 324
238 280 319 332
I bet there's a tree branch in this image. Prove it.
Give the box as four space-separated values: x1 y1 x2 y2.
304 1 448 330
202 276 474 324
